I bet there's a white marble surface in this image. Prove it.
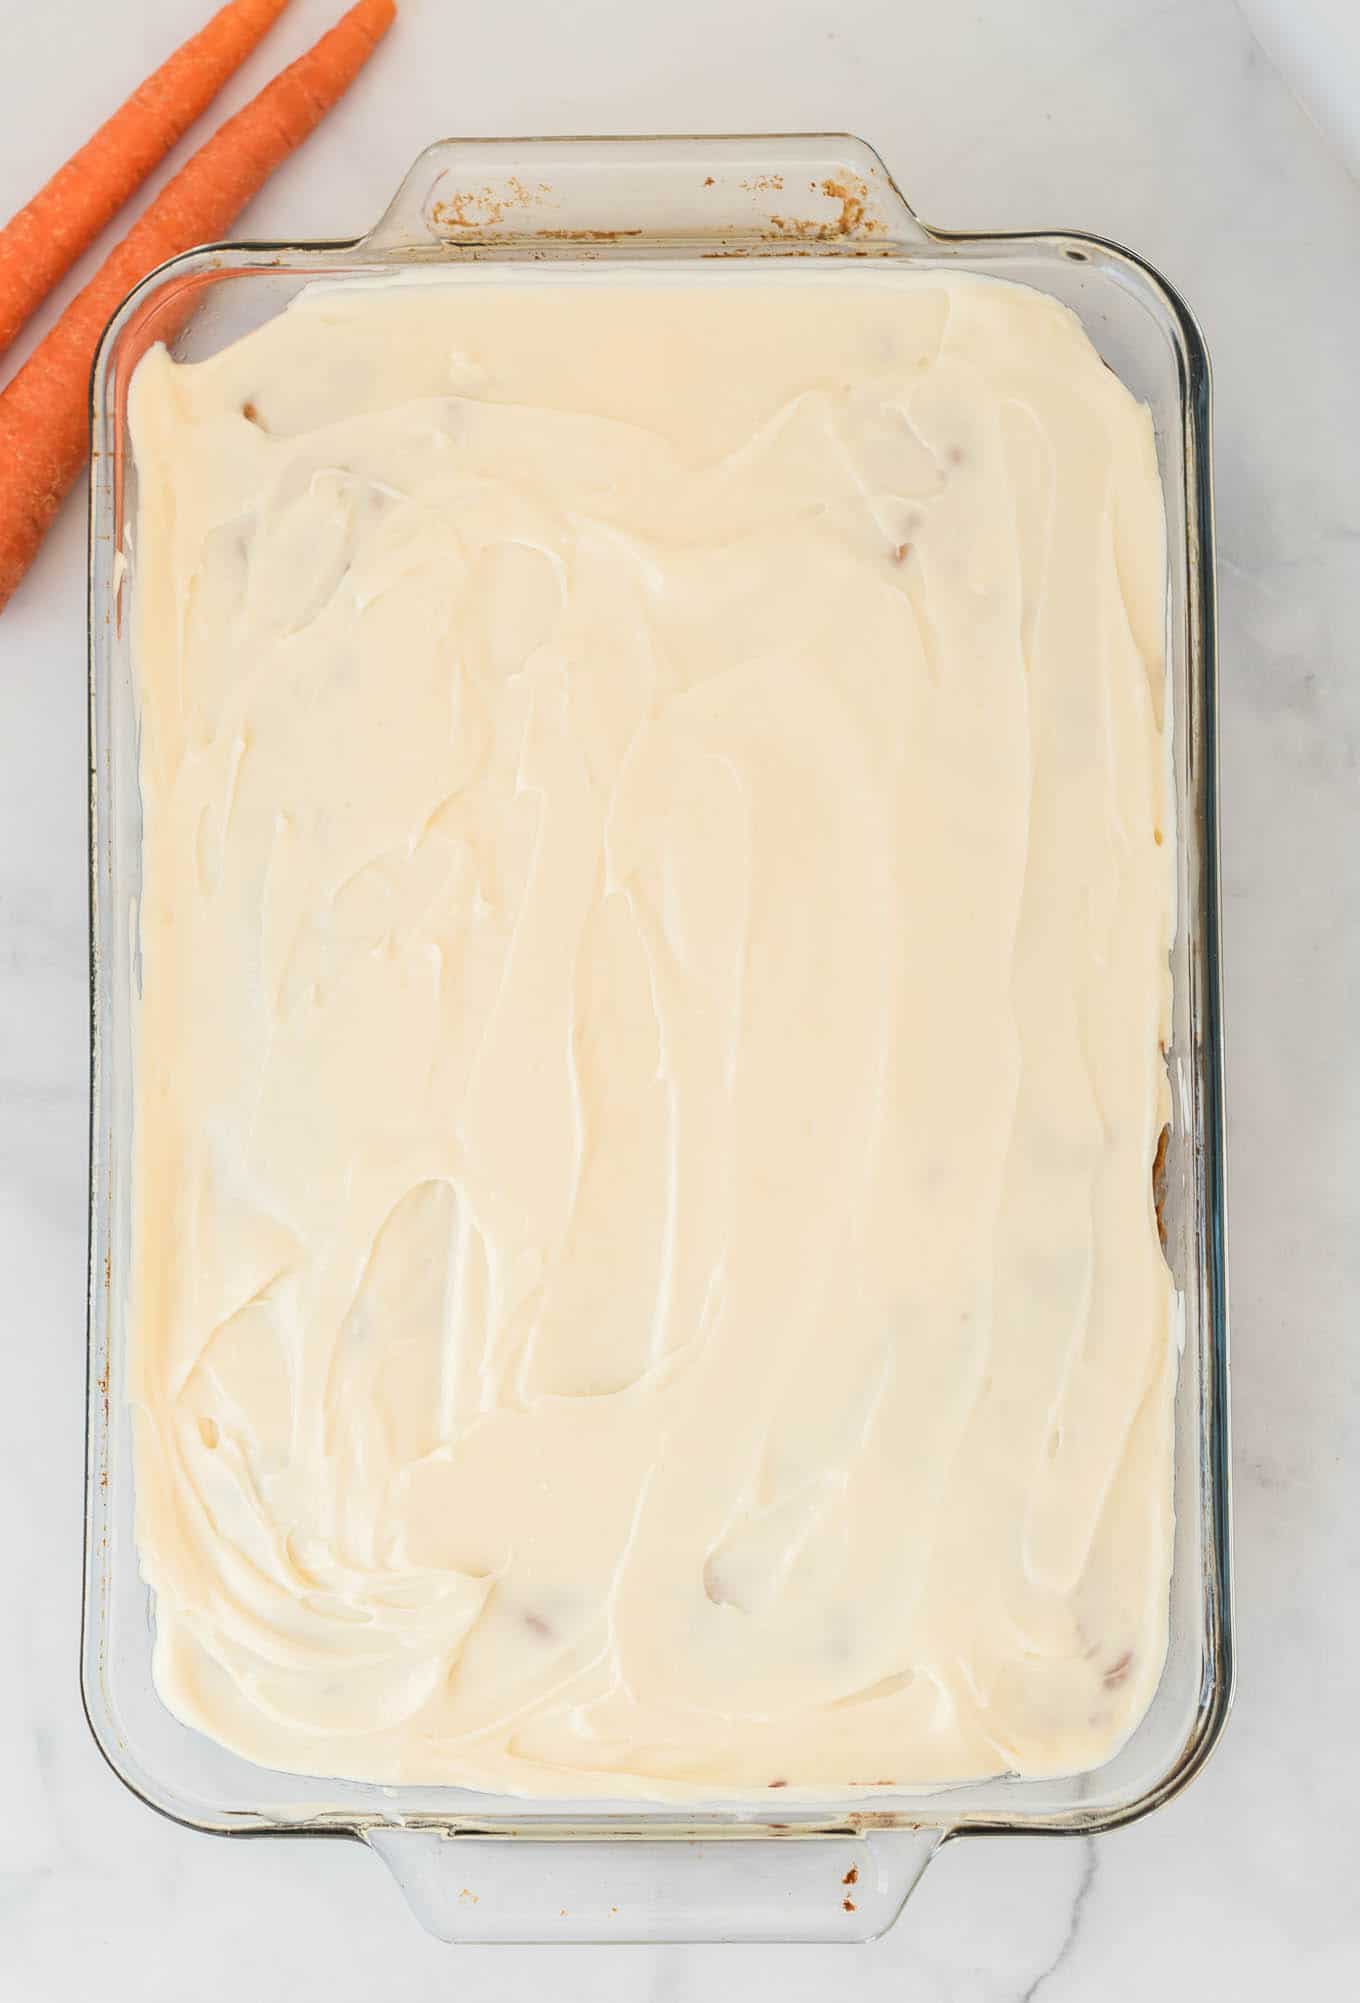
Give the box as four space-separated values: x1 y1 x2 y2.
0 0 1356 1992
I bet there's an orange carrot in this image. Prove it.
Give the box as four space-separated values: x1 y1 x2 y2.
0 0 396 612
0 0 294 356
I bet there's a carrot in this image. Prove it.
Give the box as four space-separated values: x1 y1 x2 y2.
0 0 295 356
0 0 396 613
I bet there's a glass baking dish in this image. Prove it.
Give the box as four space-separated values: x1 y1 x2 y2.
83 133 1232 1944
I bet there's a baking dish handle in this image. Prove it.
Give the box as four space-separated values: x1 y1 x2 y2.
360 134 929 254
364 1824 946 1944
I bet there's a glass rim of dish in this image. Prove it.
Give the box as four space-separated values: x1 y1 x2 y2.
81 132 1231 1939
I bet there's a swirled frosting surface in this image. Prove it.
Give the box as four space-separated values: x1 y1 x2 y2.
128 266 1174 1798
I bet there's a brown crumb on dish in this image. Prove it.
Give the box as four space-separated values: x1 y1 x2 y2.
821 177 866 234
241 400 265 428
892 542 911 565
766 175 878 242
431 178 550 234
842 1865 858 1886
768 1778 788 1788
1152 1122 1171 1251
535 228 642 241
703 176 715 187
432 190 487 230
843 1897 857 1913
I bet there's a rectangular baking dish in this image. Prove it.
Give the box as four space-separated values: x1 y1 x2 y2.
84 133 1231 1944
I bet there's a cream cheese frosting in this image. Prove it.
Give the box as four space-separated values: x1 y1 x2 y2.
127 265 1175 1799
